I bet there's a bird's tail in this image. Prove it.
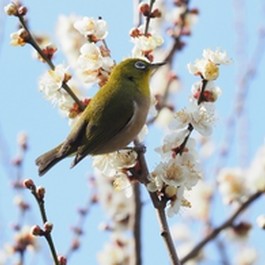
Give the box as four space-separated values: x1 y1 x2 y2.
35 144 65 176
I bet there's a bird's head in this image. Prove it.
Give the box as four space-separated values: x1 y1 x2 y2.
111 58 166 84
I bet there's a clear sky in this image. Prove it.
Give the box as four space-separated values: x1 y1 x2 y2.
1 0 265 264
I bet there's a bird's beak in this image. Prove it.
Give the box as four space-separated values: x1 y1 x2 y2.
150 62 167 69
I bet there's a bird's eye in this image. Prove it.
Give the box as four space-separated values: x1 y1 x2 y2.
134 61 147 70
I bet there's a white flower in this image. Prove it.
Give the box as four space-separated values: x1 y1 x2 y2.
190 103 215 136
155 108 175 128
132 34 164 52
161 159 187 186
4 3 18 16
156 129 189 156
171 103 215 136
131 25 164 59
187 58 219 80
56 15 86 66
185 180 213 220
76 43 114 84
74 17 108 41
39 65 76 115
10 28 27 46
187 48 231 80
256 214 265 229
97 233 131 265
234 247 257 265
167 186 185 217
95 173 133 228
218 168 248 204
202 48 232 65
247 145 265 192
93 150 137 177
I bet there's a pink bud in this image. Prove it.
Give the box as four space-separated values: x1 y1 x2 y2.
23 179 35 190
58 255 67 265
31 225 44 236
44 222 53 233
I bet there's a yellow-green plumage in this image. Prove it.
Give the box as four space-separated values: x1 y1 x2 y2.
36 58 165 176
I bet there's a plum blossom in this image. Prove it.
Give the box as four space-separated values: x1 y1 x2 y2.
187 48 231 80
130 25 164 61
76 42 114 84
97 233 131 265
74 17 108 41
39 64 81 117
92 150 138 177
218 168 248 204
246 145 265 192
56 15 87 66
10 28 28 46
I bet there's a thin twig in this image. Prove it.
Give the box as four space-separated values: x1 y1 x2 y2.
144 0 156 36
181 191 263 263
29 186 59 265
131 182 142 265
17 14 85 111
134 140 182 265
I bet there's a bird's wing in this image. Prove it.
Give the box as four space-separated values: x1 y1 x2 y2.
71 98 136 167
58 117 88 157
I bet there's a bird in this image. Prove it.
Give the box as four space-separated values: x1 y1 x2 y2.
36 58 165 176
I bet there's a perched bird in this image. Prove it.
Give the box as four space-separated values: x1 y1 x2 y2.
36 58 165 176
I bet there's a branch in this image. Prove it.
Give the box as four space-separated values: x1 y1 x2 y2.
16 12 85 111
24 180 60 265
134 140 182 265
181 191 263 263
144 0 156 36
130 182 142 265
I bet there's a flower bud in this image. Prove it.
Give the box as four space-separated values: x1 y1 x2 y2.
58 255 67 265
36 186 46 200
31 225 44 236
18 6 28 16
150 8 162 18
71 239 80 250
129 28 141 38
165 186 177 198
4 3 18 16
44 222 53 233
139 3 150 16
232 222 252 237
23 178 35 190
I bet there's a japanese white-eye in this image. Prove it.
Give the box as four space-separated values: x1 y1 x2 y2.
36 58 165 176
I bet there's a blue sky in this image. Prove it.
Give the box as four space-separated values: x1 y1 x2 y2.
1 0 265 264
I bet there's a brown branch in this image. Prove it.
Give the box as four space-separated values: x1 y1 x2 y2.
144 0 156 36
130 182 142 265
25 182 59 265
134 140 182 265
181 191 263 263
16 13 85 111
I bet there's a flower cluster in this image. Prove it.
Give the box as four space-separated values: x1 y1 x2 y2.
218 144 265 205
72 16 114 86
38 65 80 117
97 233 132 265
93 150 138 178
130 2 164 61
166 2 199 37
148 49 231 216
93 152 137 264
188 48 231 80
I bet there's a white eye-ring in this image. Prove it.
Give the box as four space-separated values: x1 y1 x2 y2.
134 61 147 70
